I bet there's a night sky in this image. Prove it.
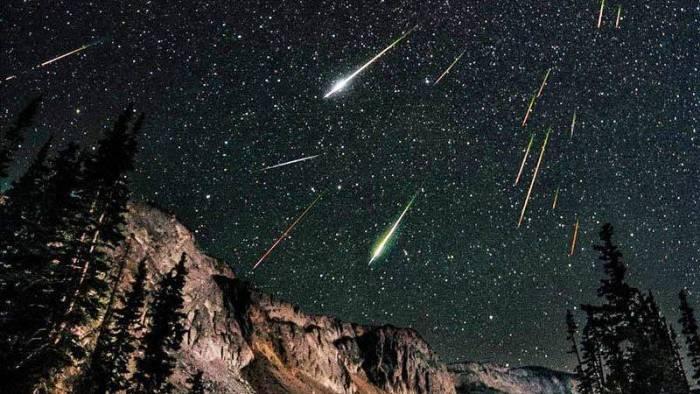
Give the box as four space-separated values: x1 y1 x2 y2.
2 0 699 370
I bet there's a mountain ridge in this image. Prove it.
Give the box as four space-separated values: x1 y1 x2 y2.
57 202 579 393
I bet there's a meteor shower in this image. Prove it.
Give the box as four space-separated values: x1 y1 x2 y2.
1 1 699 393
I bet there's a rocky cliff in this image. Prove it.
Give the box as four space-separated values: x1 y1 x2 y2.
92 203 578 393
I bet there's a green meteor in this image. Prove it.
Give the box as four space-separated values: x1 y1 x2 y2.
368 191 420 265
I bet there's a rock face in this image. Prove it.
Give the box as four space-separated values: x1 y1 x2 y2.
105 203 578 393
450 362 579 394
118 203 453 394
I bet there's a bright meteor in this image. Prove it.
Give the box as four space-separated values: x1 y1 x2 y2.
39 44 93 67
3 41 100 83
257 155 319 172
433 50 466 85
518 129 550 227
324 25 418 98
369 191 419 265
252 192 325 270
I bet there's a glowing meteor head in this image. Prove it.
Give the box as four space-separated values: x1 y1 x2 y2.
324 77 349 98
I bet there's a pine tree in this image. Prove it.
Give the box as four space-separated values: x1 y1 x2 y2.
60 107 144 330
566 310 586 381
0 96 41 178
573 224 691 394
133 253 188 393
187 370 206 394
578 319 603 394
83 258 149 393
679 289 700 384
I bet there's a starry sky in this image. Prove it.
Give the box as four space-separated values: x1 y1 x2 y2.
2 0 699 370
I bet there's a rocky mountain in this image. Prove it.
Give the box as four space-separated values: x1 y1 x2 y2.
451 363 578 394
69 202 579 393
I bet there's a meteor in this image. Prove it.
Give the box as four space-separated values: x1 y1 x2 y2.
570 111 577 138
521 93 537 127
518 129 550 227
552 187 560 209
324 25 418 98
537 68 551 98
369 191 419 265
597 0 605 29
3 41 101 82
39 44 92 67
568 218 580 256
257 155 319 172
433 50 466 85
252 192 325 270
615 5 622 28
514 134 534 186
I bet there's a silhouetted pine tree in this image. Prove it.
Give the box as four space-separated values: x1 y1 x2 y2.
187 370 206 394
59 107 143 331
628 292 689 393
0 96 41 178
573 224 690 394
566 310 587 384
578 319 603 394
0 105 144 391
679 289 700 384
82 258 149 393
133 253 188 393
0 137 76 390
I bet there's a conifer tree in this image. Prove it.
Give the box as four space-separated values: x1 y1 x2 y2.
0 96 41 178
84 258 149 393
679 289 700 384
133 253 188 393
566 310 586 384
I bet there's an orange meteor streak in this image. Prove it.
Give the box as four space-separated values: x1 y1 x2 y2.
252 192 325 270
569 218 580 256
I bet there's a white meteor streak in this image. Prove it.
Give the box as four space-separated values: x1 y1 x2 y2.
515 134 535 186
324 25 418 98
434 50 466 85
257 155 319 172
570 111 577 138
597 0 606 29
537 68 552 98
369 191 419 265
39 44 92 67
518 130 550 227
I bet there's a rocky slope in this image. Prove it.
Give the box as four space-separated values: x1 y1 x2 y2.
88 202 578 393
450 363 578 394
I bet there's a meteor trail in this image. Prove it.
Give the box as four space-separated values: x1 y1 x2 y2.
537 68 551 98
257 155 319 172
3 41 100 82
324 25 418 98
597 0 606 29
570 111 577 138
40 44 92 67
433 50 466 86
514 134 534 186
252 192 325 270
369 191 419 265
615 5 622 28
552 187 560 209
518 130 550 227
521 93 537 127
569 218 580 256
